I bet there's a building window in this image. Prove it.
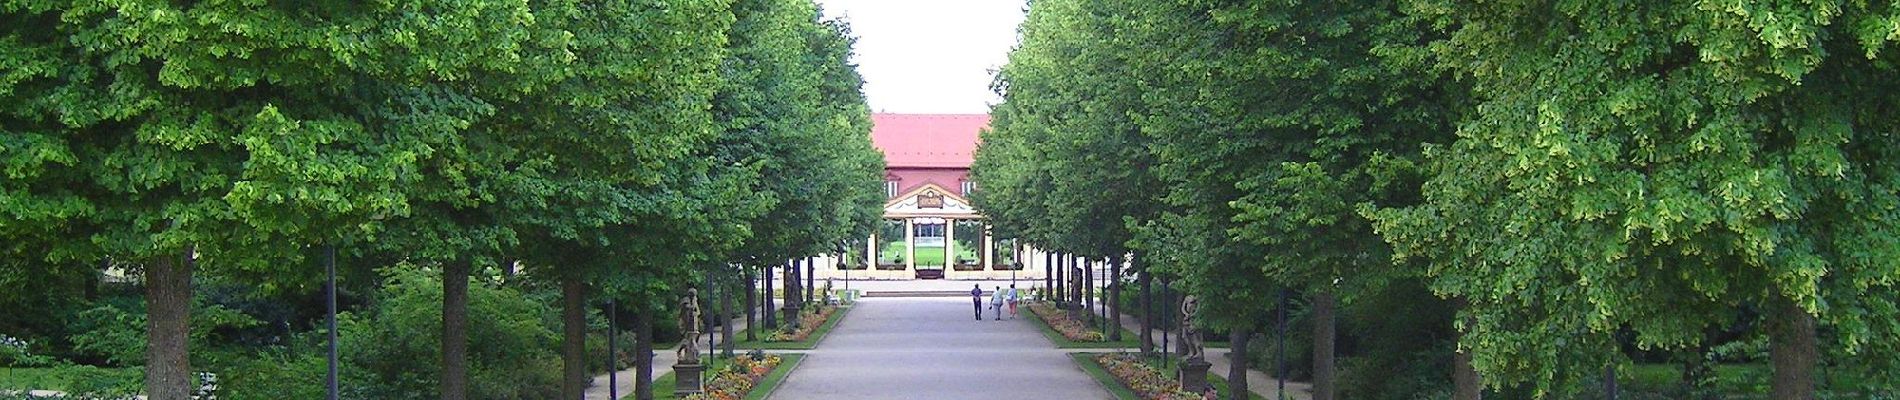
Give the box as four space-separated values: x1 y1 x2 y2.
960 180 974 196
886 180 899 198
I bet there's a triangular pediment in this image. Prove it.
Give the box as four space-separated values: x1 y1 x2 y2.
884 184 978 216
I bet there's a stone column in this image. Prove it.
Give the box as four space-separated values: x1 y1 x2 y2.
904 218 916 271
983 225 995 270
945 219 956 272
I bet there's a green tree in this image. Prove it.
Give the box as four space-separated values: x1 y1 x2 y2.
2 2 539 398
1371 1 1900 397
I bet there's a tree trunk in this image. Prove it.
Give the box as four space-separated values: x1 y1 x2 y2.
1108 255 1121 341
763 264 776 329
744 267 757 341
1054 253 1066 308
1312 290 1337 400
1769 294 1817 400
1684 341 1714 399
1138 259 1152 355
1453 299 1482 400
1043 250 1053 301
560 276 587 400
144 251 192 400
805 257 815 305
635 308 654 400
721 286 736 357
441 260 470 400
1230 325 1251 400
1085 257 1096 324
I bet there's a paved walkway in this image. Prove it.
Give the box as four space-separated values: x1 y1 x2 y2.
769 297 1112 400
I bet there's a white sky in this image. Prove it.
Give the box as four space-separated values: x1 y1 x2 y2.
817 0 1028 114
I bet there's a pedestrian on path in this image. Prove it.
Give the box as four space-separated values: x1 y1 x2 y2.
971 284 985 320
990 286 1006 321
1005 284 1020 319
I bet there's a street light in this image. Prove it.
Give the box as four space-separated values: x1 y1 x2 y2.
324 245 338 400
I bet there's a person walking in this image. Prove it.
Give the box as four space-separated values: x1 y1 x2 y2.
990 286 1006 321
971 284 985 320
1006 284 1020 319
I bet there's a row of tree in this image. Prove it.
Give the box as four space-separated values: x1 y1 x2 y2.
0 0 883 399
972 0 1898 399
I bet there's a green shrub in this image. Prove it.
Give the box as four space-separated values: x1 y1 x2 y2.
0 336 53 368
219 267 563 400
68 295 259 369
1333 281 1458 400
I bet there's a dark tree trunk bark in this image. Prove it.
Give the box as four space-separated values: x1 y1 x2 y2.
744 267 758 341
1043 250 1053 301
441 260 470 400
1769 294 1817 400
144 251 192 400
1054 253 1066 308
1684 341 1714 399
1453 299 1482 400
1139 263 1153 355
1312 290 1337 400
635 307 655 400
805 257 815 305
763 263 777 329
560 277 587 400
1108 255 1121 341
1230 325 1251 400
500 258 516 280
721 284 736 357
1085 257 1096 323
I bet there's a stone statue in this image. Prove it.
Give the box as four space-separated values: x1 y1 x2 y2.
677 288 701 364
1180 295 1202 361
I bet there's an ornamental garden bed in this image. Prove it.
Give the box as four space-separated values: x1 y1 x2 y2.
1075 353 1265 400
731 304 847 350
1085 353 1210 400
1024 302 1141 348
645 352 803 400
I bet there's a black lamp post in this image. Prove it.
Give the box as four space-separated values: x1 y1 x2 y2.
324 245 338 400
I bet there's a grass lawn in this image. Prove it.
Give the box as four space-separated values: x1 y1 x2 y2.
727 305 851 350
879 242 981 266
1071 353 1266 400
1070 353 1140 400
0 366 140 393
1023 305 1142 349
635 354 804 400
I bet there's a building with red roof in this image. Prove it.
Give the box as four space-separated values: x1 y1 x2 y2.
812 113 1047 280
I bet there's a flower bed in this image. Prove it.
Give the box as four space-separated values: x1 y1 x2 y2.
1094 353 1212 400
684 353 783 400
1027 302 1105 342
768 305 836 342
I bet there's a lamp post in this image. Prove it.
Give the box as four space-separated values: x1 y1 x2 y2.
325 245 338 400
608 298 617 400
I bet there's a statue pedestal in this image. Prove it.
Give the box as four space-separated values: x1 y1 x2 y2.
781 303 802 329
1178 357 1213 394
673 362 705 397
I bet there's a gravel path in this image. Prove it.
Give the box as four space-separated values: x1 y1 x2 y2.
768 297 1112 400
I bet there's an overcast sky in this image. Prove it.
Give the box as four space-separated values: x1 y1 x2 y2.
817 0 1028 114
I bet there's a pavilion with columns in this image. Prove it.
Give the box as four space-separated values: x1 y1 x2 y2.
810 113 1049 280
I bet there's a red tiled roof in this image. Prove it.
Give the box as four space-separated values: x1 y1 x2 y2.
871 113 989 168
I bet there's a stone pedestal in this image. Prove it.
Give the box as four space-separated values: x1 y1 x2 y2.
673 362 705 397
782 302 802 329
1178 357 1213 394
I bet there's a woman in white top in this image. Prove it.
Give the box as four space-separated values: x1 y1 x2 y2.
990 286 1006 321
